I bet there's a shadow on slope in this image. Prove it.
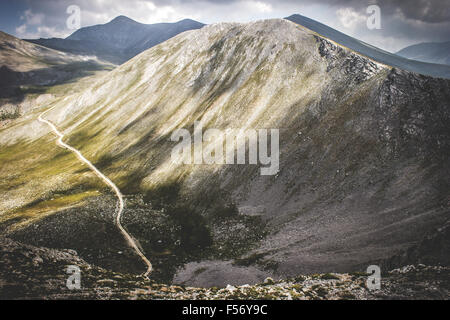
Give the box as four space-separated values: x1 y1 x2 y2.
0 61 112 103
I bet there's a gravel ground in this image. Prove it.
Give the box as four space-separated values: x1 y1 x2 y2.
1 236 448 300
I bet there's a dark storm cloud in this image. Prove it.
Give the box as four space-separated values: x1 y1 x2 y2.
148 0 450 23
312 0 450 23
15 0 450 25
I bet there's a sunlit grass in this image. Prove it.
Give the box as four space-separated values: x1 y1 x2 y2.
0 190 101 232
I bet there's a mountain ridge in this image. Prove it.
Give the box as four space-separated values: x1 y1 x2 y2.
397 41 450 66
285 14 450 79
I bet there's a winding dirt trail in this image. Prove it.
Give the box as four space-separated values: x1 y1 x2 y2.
38 107 153 278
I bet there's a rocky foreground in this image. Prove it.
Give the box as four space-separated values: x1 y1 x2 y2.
1 237 448 300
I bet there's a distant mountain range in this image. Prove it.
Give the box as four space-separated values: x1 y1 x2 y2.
285 14 450 79
26 16 204 64
397 41 450 66
23 14 450 79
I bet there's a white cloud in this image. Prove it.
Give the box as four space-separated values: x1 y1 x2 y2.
336 7 366 29
21 9 45 26
251 1 273 13
16 8 70 38
80 0 183 25
16 24 70 39
16 24 27 35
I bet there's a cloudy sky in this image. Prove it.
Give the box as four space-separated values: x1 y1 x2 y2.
0 0 449 52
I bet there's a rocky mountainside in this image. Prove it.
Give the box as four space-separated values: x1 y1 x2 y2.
286 14 450 79
27 16 205 64
0 19 449 290
397 41 450 66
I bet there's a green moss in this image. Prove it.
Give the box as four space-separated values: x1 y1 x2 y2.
0 108 20 120
291 284 303 290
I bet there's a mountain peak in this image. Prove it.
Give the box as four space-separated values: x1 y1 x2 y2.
177 18 200 24
109 15 139 24
58 15 204 64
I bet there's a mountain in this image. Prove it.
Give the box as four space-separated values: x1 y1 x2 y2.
286 14 450 79
0 31 110 119
397 41 450 66
1 19 449 288
26 16 205 64
0 31 104 90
